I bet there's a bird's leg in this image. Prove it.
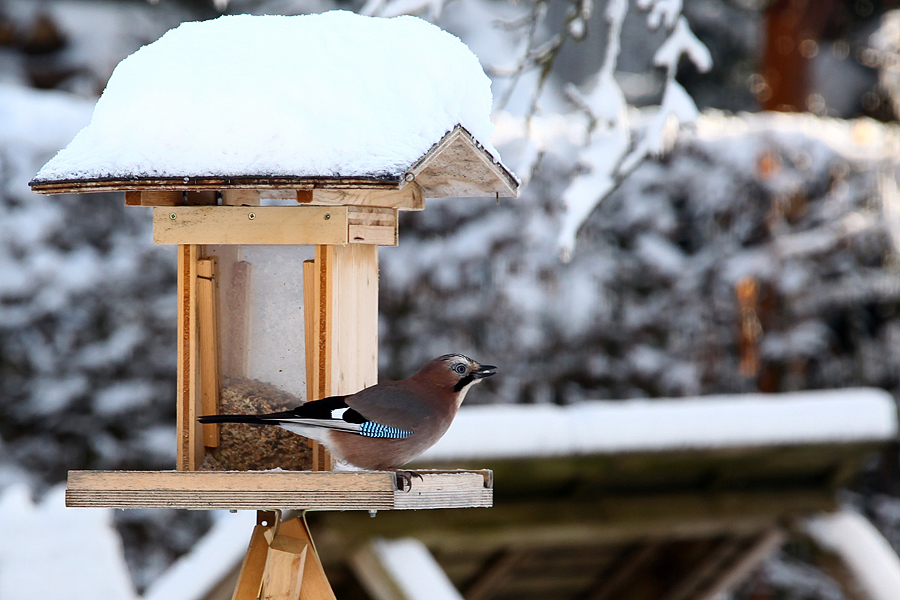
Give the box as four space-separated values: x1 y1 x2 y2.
391 470 424 492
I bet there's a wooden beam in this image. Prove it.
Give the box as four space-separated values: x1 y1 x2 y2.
351 538 463 600
65 470 492 511
142 191 182 206
222 190 260 206
176 244 202 471
153 206 348 245
463 549 530 600
197 257 220 448
659 536 744 600
695 528 785 600
232 516 273 600
31 175 402 195
348 207 398 246
300 183 424 211
278 516 338 600
583 544 659 600
308 491 829 556
124 191 141 206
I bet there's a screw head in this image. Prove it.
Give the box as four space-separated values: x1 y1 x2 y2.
248 212 256 220
324 213 331 220
404 172 415 182
169 213 177 220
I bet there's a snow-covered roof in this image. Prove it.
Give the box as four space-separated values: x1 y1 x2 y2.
30 12 517 198
418 388 898 462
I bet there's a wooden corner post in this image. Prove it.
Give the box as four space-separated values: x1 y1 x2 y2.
176 244 204 471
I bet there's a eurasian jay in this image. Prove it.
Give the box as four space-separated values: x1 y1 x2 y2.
199 354 496 488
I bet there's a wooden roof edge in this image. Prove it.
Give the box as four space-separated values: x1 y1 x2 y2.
28 175 403 195
405 124 520 198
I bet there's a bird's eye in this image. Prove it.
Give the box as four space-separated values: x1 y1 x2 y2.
453 364 466 375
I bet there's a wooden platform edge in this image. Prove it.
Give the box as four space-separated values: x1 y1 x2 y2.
65 469 493 511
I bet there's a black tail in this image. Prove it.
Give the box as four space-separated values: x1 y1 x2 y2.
198 411 295 425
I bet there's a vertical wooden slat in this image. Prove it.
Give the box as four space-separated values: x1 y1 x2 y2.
303 258 323 469
197 257 220 447
329 244 379 395
176 244 202 471
313 246 335 471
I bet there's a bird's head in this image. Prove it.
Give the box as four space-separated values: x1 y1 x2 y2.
416 354 497 405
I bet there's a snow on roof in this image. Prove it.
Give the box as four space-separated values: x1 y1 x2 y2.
32 12 497 184
417 388 898 462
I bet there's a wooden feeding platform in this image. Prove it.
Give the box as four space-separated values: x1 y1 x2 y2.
66 470 493 511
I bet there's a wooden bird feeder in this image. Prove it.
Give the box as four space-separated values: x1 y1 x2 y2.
29 12 516 599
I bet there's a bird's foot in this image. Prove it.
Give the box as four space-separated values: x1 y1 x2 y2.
392 470 423 492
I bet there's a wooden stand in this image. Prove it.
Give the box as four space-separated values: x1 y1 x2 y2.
233 510 336 600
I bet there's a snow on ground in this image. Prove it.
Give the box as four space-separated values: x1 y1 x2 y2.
417 388 898 462
805 508 900 600
0 484 137 600
33 11 497 183
142 510 256 600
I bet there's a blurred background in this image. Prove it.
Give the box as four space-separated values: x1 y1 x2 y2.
4 0 900 598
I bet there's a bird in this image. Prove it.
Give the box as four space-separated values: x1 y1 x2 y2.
199 354 496 489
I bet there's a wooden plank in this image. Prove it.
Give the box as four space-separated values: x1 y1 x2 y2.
659 537 744 600
31 175 402 195
348 207 398 246
142 191 182 206
583 544 659 600
463 549 530 600
260 537 308 600
124 191 141 206
350 543 410 600
695 528 785 600
65 470 493 511
197 257 220 448
309 491 826 555
176 244 202 471
312 246 334 470
406 125 519 199
279 516 338 600
232 522 271 600
302 259 321 470
222 190 261 206
153 206 348 245
329 244 379 398
304 184 424 211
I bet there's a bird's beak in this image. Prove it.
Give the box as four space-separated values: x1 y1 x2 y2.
472 364 497 379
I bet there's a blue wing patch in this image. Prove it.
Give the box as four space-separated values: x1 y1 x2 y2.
359 421 413 439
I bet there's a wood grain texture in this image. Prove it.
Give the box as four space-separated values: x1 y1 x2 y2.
406 125 518 199
305 184 424 211
348 207 398 246
222 190 261 206
176 244 201 471
65 470 492 510
232 524 271 600
329 244 379 398
31 175 402 194
153 206 348 245
197 257 220 448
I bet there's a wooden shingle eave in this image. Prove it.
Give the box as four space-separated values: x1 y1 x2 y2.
28 126 519 199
